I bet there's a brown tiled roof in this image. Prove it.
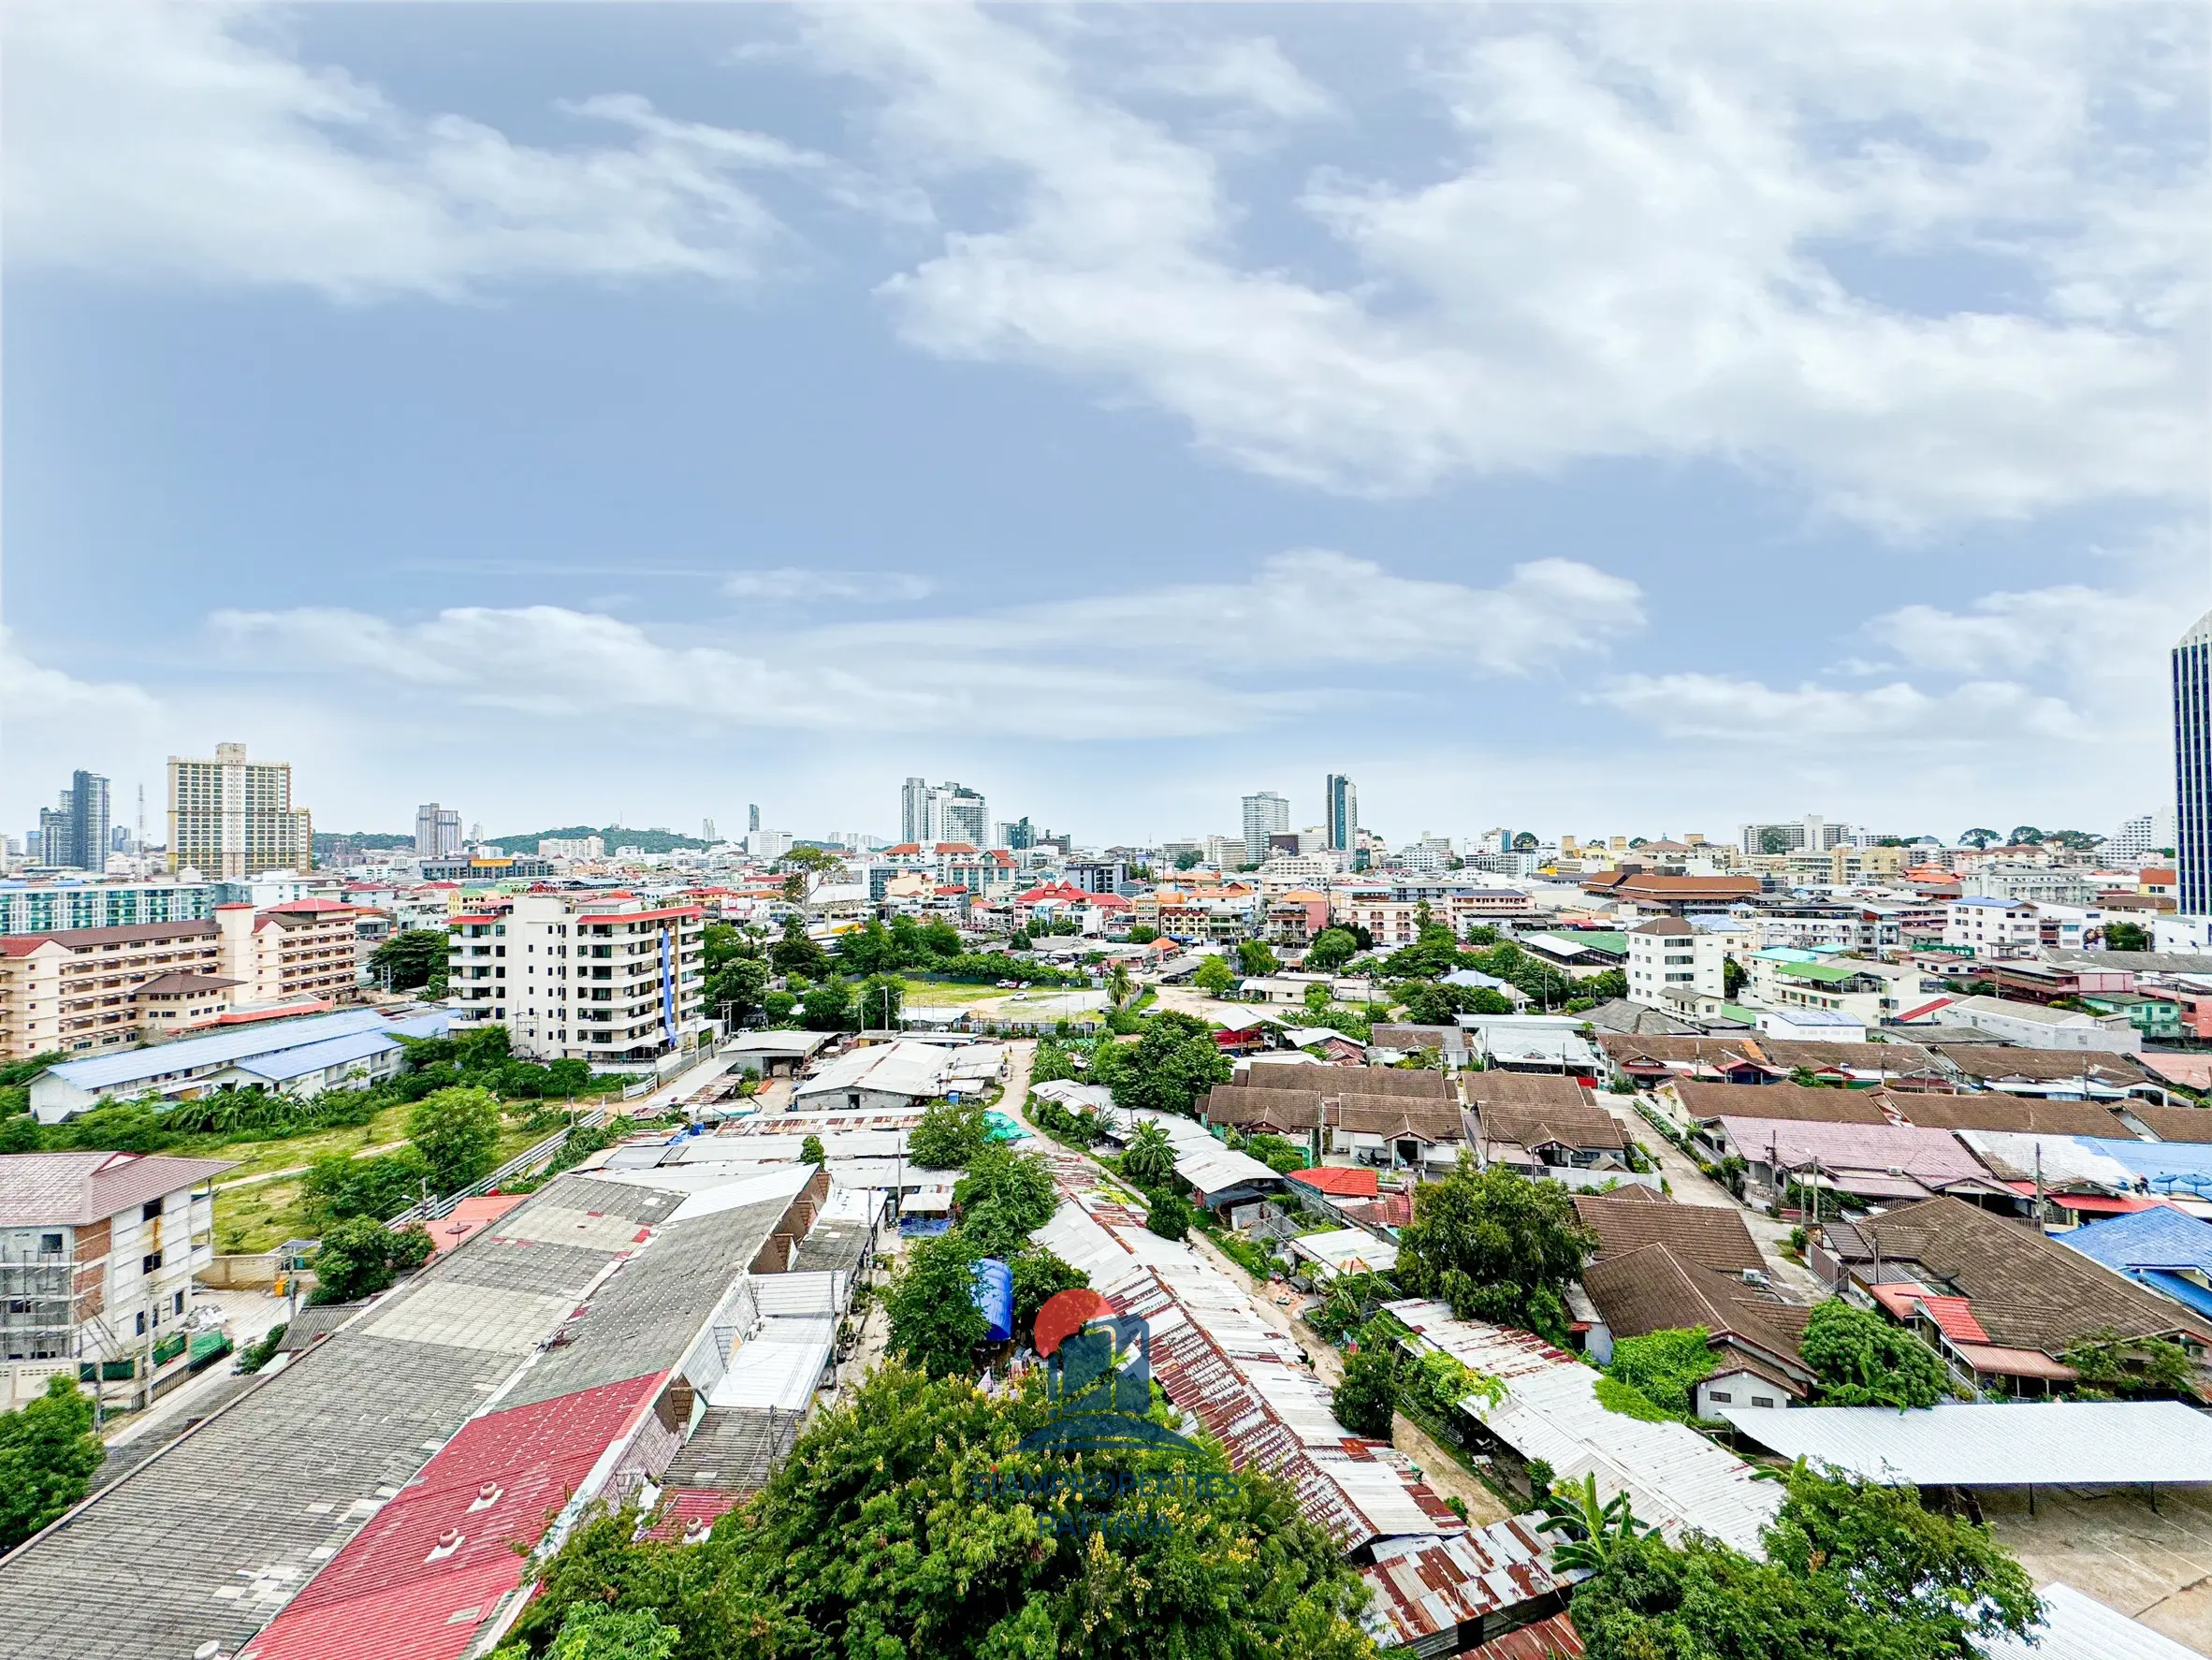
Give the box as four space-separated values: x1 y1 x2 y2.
2130 1104 2212 1144
134 971 243 997
1855 1196 2212 1353
1338 1067 1451 1099
1598 1034 1943 1076
1573 1193 1764 1274
1757 1038 1942 1073
1466 1072 1590 1113
1888 1092 2127 1138
0 920 220 954
1332 1099 1465 1143
1203 1086 1325 1131
1673 1081 1889 1126
0 1151 237 1226
1930 1044 2147 1086
1370 1025 1463 1052
1579 1243 1812 1378
1477 1099 1626 1154
1597 1034 1777 1068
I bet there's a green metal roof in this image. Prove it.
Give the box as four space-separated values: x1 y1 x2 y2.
1773 960 1875 983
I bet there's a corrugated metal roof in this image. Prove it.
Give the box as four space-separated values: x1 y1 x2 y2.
1286 1227 1398 1277
46 1008 400 1088
1975 1582 2202 1660
230 1028 402 1083
2063 1206 2212 1274
1721 1401 2212 1486
1358 1519 1565 1647
1385 1301 1783 1556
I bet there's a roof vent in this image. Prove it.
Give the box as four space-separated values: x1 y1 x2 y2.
426 1528 465 1563
469 1482 502 1511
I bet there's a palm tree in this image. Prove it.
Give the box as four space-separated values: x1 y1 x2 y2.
1533 1473 1658 1575
1105 961 1133 1008
1123 1121 1177 1187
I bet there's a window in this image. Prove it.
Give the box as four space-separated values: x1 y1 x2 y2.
174 1290 185 1314
136 1311 147 1335
1752 1395 1776 1407
143 1199 163 1221
142 1251 163 1274
1709 1390 1732 1404
39 1232 62 1255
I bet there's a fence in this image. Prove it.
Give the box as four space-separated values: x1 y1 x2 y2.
386 1106 611 1229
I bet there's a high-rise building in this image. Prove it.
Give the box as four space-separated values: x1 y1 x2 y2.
1241 791 1289 864
702 818 718 843
415 803 463 859
748 803 761 833
996 818 1036 852
2177 610 2212 915
1739 815 1851 855
167 743 312 879
1324 774 1357 852
901 779 987 846
2113 811 2176 861
36 771 110 871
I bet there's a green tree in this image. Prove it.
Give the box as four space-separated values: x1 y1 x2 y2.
2104 920 2151 953
705 954 770 1027
495 1603 679 1660
885 1231 989 1377
1099 1011 1230 1119
1104 961 1134 1007
407 1085 502 1194
1572 1463 2038 1660
1236 939 1281 977
1580 968 1628 1002
799 976 854 1032
909 1097 990 1169
953 1146 1059 1255
1604 1327 1716 1420
1121 1121 1178 1187
1535 1475 1658 1577
371 928 452 993
1304 928 1359 971
1241 1132 1310 1175
507 1361 1375 1660
2059 1326 2197 1399
300 1145 433 1229
309 1216 434 1303
799 1135 826 1166
1127 924 1159 943
1958 827 2001 849
1143 1190 1191 1240
1758 826 1793 854
769 915 827 980
1174 848 1205 869
1800 1300 1948 1408
1395 1158 1595 1345
0 1375 104 1551
2007 825 2044 846
1193 955 1237 996
1007 1245 1087 1342
1332 1342 1399 1438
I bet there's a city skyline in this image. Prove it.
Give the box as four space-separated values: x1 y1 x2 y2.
4 5 2202 837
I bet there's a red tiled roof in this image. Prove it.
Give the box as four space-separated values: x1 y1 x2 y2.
642 1489 743 1542
1869 1283 1989 1343
239 1373 665 1660
1288 1166 1380 1199
424 1193 531 1256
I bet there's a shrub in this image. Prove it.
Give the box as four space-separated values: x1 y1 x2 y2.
309 1217 434 1303
1332 1342 1399 1438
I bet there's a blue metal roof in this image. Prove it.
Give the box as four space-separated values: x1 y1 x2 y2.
2084 1136 2212 1195
2059 1205 2212 1275
229 1029 403 1083
47 1009 396 1089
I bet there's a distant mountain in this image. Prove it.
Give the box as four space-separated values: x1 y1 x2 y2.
491 824 713 854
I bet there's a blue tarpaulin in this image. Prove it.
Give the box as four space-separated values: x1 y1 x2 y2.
971 1257 1014 1344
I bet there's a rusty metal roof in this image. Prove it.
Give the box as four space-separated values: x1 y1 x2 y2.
1358 1518 1566 1648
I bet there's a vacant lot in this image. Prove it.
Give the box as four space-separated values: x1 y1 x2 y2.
1979 1483 2212 1653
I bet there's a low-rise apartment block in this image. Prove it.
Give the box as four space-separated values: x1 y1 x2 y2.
455 893 707 1063
216 897 364 1006
0 878 217 938
1943 896 2040 955
1624 917 1727 1009
0 1150 232 1409
0 921 232 1061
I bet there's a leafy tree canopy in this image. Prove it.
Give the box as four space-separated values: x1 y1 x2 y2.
768 916 828 981
0 1375 103 1552
371 928 451 992
1394 1159 1594 1346
506 1361 1375 1660
884 1231 990 1378
1604 1328 1716 1421
1121 1121 1179 1187
309 1216 434 1303
407 1085 502 1194
909 1097 991 1170
953 1145 1059 1256
1800 1300 1948 1408
2060 1325 2197 1400
1086 1012 1231 1119
1193 956 1238 996
1236 939 1280 977
1332 1343 1398 1439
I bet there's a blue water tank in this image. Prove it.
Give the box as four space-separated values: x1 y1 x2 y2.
970 1257 1015 1345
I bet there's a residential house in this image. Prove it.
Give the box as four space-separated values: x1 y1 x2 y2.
1814 1196 2212 1396
1624 917 1726 1012
1744 950 1917 1027
2059 1207 2212 1323
1887 1092 2127 1139
1572 1189 1766 1276
1943 995 2143 1055
1943 896 2040 956
1673 1080 1891 1134
1467 1073 1636 1184
0 1150 234 1410
1702 1115 2011 1211
1579 1245 1818 1409
463 893 707 1065
1929 1042 2148 1101
1331 1097 1466 1172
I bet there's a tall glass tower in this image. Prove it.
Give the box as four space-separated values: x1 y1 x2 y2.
1324 773 1357 852
2179 612 2212 916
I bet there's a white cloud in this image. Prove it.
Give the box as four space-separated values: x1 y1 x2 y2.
818 5 2204 531
207 548 1639 740
722 569 936 603
1132 37 1337 123
1594 673 2088 744
0 630 158 722
2 2 845 299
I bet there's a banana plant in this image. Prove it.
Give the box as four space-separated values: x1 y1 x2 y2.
1533 1472 1658 1574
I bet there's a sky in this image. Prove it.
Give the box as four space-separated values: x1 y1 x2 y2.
2 2 2206 850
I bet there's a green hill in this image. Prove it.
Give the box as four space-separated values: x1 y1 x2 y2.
490 824 713 854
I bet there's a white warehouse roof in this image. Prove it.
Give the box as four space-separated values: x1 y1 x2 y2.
1721 1401 2212 1487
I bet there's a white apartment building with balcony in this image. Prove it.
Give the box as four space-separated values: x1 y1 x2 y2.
1943 896 2041 956
0 1151 232 1410
449 894 707 1064
1625 916 1727 1009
